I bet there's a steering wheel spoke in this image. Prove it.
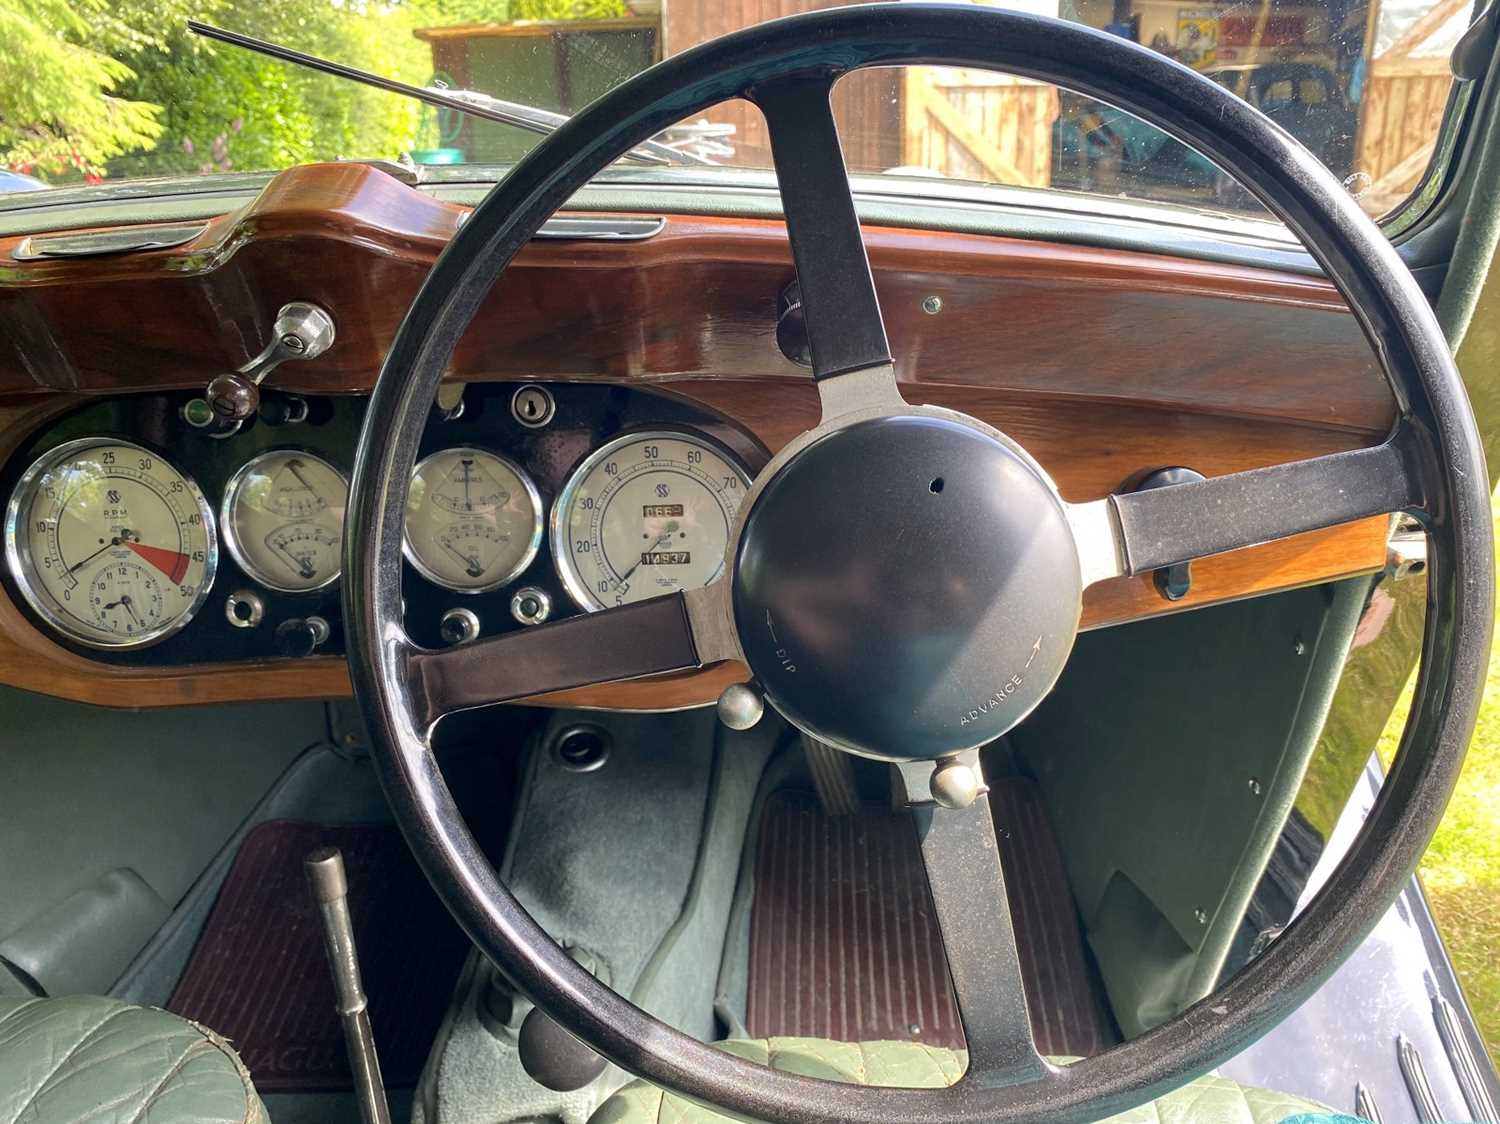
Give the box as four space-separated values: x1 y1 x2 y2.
752 74 901 417
406 586 736 731
1070 434 1423 587
898 757 1051 1088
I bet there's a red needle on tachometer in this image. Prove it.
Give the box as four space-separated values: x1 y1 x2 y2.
126 541 191 584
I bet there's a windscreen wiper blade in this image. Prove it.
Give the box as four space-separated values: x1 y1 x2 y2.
186 20 709 167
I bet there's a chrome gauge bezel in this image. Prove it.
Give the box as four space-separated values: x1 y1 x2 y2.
3 437 219 650
220 449 348 594
551 428 752 613
402 447 545 595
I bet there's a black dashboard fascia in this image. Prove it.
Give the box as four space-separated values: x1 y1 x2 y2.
0 381 767 667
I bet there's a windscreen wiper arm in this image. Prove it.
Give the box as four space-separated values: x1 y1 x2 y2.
186 20 708 167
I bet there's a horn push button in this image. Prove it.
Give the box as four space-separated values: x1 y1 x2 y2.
732 414 1082 761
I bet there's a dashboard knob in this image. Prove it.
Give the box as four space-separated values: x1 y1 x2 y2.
275 615 330 658
206 372 260 424
717 682 764 731
510 587 552 627
439 607 480 645
517 1008 607 1092
1132 467 1206 601
776 281 812 367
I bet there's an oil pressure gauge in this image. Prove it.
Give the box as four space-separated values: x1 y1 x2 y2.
221 450 347 592
403 447 543 593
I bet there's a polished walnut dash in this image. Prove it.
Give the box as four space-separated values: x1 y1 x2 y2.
0 163 1392 709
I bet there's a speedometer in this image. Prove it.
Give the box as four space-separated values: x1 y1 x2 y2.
4 439 216 648
553 430 749 611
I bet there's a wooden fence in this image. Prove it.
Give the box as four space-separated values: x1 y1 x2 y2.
662 4 1057 186
901 69 1057 188
1355 0 1467 213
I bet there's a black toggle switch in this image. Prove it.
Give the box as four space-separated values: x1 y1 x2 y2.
1132 467 1206 601
275 615 330 658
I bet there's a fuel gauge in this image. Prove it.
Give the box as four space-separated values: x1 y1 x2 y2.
222 451 347 592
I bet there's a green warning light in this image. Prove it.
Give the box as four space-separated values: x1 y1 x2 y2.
183 398 215 427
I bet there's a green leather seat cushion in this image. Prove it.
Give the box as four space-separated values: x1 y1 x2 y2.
0 994 266 1124
590 1038 1353 1124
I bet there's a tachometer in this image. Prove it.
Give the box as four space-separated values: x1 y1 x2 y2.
4 439 216 648
403 448 543 593
553 430 749 611
222 450 347 592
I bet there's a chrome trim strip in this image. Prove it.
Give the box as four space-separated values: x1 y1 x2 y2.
13 222 208 259
1432 994 1500 1123
532 216 665 241
1397 1033 1444 1123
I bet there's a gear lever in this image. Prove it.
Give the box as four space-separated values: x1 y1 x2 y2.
304 847 393 1124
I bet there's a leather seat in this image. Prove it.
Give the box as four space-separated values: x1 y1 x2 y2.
590 1038 1350 1124
0 995 265 1124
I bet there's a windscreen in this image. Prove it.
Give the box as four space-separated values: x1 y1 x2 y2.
0 0 1475 220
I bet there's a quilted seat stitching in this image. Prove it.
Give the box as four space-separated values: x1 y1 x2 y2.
30 1024 197 1099
71 1066 185 1122
0 1002 84 1054
122 1037 214 1124
0 1000 46 1038
10 1006 133 1116
0 1001 262 1124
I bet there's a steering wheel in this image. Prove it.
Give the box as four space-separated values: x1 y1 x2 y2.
344 5 1493 1121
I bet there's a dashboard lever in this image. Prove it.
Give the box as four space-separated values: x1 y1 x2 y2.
186 302 334 437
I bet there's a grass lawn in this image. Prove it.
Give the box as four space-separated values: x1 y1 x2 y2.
1378 493 1500 1062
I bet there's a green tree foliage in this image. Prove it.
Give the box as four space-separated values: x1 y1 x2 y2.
511 0 630 17
414 0 628 22
3 0 629 185
108 1 430 179
0 0 189 178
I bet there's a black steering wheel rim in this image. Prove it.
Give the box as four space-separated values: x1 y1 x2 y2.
344 5 1493 1122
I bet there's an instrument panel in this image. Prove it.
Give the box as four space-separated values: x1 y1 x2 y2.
0 383 766 667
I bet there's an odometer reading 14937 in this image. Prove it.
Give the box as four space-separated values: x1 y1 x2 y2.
552 431 749 611
4 439 217 648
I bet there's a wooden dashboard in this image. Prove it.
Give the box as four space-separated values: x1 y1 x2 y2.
0 163 1395 710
